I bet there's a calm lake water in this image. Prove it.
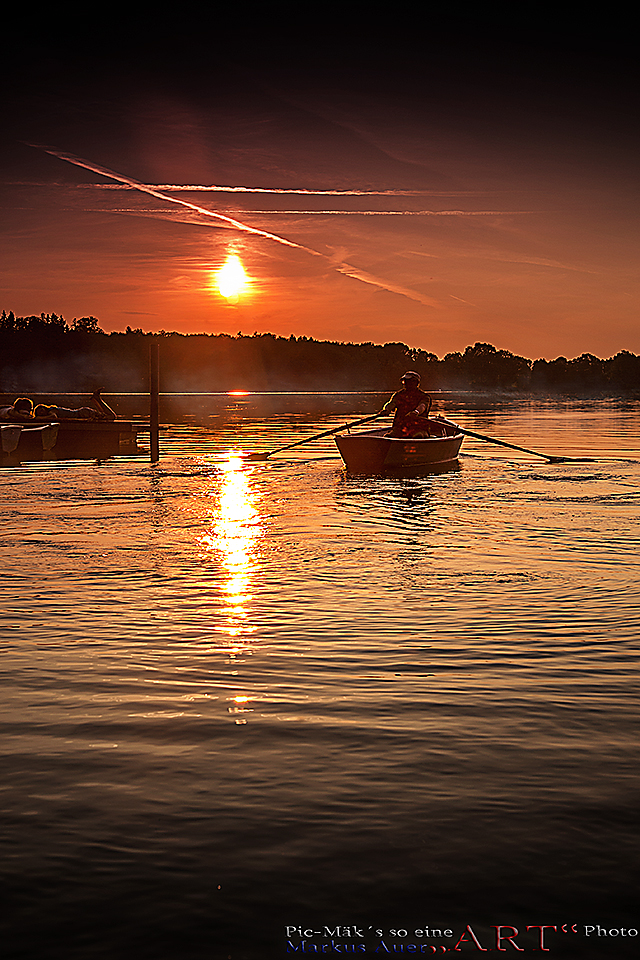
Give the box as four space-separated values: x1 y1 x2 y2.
2 396 639 959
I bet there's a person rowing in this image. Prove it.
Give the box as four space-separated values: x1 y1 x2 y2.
381 371 433 438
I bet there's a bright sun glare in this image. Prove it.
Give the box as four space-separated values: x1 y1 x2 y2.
216 254 249 300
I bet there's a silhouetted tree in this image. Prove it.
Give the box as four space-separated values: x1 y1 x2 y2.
606 351 640 390
458 342 531 390
72 316 103 334
1 311 638 395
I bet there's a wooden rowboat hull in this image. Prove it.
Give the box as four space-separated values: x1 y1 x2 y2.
335 419 464 474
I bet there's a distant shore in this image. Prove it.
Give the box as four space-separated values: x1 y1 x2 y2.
1 312 639 396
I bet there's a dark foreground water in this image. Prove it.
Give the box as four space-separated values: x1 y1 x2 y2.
2 396 639 959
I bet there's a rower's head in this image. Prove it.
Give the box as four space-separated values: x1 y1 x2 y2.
400 371 420 387
13 398 33 414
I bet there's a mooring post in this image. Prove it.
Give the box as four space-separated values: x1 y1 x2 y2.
149 339 160 463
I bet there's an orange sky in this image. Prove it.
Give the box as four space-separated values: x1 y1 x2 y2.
2 19 638 360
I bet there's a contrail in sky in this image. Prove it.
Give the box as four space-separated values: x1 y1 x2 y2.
224 210 529 216
90 207 529 217
79 183 491 197
27 144 442 306
336 264 439 305
28 145 318 254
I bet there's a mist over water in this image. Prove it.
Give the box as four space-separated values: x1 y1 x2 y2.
2 397 639 959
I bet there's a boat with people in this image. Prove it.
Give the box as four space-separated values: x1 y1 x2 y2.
0 419 145 466
1 391 147 466
334 416 464 474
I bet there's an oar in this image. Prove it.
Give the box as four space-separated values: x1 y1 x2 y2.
246 412 385 460
457 426 583 463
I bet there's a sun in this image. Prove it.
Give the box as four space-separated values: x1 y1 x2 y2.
216 254 249 300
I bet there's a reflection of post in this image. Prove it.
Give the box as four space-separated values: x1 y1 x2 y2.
150 340 160 464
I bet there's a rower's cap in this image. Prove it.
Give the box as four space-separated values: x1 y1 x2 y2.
400 371 420 382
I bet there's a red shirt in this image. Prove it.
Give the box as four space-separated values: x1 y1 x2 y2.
384 386 432 434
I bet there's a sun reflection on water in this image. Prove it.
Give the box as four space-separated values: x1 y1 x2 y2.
196 455 261 655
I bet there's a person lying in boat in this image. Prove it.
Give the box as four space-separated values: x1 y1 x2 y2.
0 398 35 421
381 371 433 438
33 391 117 421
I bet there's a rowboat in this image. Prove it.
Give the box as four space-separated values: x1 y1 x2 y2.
334 416 464 474
1 420 145 466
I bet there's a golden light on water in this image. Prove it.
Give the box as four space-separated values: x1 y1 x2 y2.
215 254 249 300
197 455 261 655
216 460 258 617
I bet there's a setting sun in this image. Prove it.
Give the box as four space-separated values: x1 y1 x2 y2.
216 254 249 300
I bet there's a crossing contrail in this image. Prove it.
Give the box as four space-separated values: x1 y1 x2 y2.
27 143 443 306
29 145 319 254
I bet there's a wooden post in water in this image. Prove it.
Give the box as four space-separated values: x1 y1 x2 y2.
149 339 160 463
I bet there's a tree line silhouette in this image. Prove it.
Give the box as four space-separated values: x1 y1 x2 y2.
1 311 638 395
